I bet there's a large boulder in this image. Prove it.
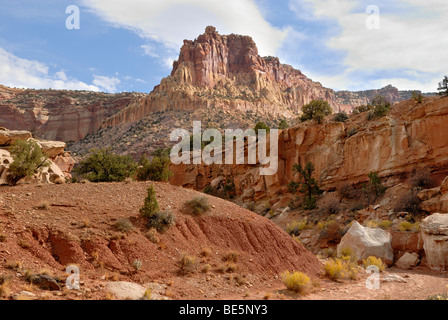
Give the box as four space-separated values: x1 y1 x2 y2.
0 128 32 146
420 213 448 271
337 221 394 266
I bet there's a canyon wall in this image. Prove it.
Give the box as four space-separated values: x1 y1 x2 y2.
170 96 448 201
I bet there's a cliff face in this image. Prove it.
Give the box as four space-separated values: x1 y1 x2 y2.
170 96 448 201
0 85 146 142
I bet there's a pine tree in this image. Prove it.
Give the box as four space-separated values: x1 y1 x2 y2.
140 185 159 218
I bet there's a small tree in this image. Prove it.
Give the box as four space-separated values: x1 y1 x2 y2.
73 149 137 182
363 172 387 203
438 76 448 96
300 100 333 124
7 139 50 186
367 95 391 120
411 91 424 104
254 122 270 135
140 185 159 219
289 161 321 210
136 155 173 182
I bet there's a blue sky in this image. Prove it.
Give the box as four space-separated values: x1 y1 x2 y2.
0 0 446 93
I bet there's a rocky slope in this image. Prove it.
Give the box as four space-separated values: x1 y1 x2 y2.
171 96 448 203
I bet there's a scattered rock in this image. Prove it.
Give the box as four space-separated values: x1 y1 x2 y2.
382 274 408 283
396 252 420 270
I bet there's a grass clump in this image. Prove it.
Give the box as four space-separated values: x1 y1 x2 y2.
362 256 386 272
145 228 160 244
114 218 133 233
324 257 359 281
184 196 211 215
36 200 51 210
0 234 6 242
147 210 176 233
224 251 239 263
280 271 311 295
286 220 312 236
178 254 197 275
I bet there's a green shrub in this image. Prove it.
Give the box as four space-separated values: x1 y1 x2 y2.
147 210 176 233
136 155 173 182
280 271 311 294
278 119 289 130
73 149 137 182
254 122 270 135
289 162 321 210
140 185 159 219
366 96 391 120
7 139 50 185
333 112 349 122
300 100 333 124
353 105 373 114
411 91 424 103
185 196 211 215
437 75 448 96
363 172 387 202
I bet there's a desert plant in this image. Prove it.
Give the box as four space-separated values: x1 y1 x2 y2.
280 271 311 294
338 183 358 199
73 149 137 182
140 185 159 219
346 128 358 137
366 95 391 120
362 256 386 272
333 112 349 123
0 234 6 242
136 155 173 182
224 251 239 263
286 220 312 236
178 254 197 275
363 172 387 202
398 221 420 232
289 161 321 210
278 119 289 130
254 121 270 135
394 189 421 215
411 91 424 103
409 169 433 189
7 139 50 186
184 196 211 215
132 259 142 272
339 247 357 262
35 200 51 210
323 259 344 281
146 228 160 244
378 220 393 230
147 210 176 233
300 100 333 124
324 257 358 281
114 218 133 233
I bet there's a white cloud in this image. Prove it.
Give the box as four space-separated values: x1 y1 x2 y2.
80 0 289 58
290 0 448 91
93 75 121 93
0 47 101 91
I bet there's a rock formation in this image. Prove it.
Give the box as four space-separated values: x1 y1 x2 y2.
420 213 448 271
0 128 74 184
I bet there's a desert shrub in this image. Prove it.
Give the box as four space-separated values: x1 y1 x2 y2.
178 254 197 275
362 256 386 272
278 120 289 130
352 105 373 114
200 247 212 257
145 228 160 244
411 91 424 104
286 220 312 236
132 259 142 271
338 183 358 199
427 292 448 300
224 251 239 263
73 149 137 182
7 139 50 186
0 234 6 242
378 220 393 230
321 248 337 259
339 247 357 262
319 220 343 243
320 197 340 215
184 196 211 215
398 221 420 232
114 218 133 233
147 210 176 233
324 257 358 281
333 112 349 123
280 271 311 294
300 100 333 124
363 172 387 203
140 185 159 219
136 155 173 182
409 169 433 189
394 189 421 215
366 96 391 120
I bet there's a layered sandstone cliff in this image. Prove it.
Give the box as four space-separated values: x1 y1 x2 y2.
170 96 448 201
0 85 145 142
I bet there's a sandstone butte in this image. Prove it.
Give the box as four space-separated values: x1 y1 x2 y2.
170 95 448 202
0 26 419 146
